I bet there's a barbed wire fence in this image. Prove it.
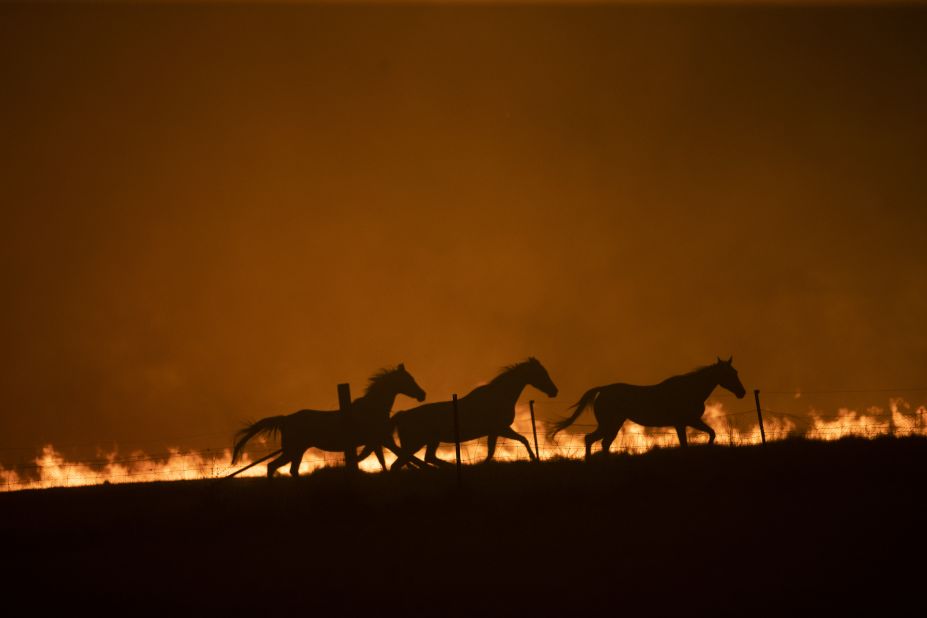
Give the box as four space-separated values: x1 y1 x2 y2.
1 389 925 493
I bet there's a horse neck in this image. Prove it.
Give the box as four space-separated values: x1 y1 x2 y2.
484 370 530 406
355 384 398 416
686 368 720 401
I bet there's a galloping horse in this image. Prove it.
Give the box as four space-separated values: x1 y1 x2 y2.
549 357 746 460
231 364 426 476
390 357 558 470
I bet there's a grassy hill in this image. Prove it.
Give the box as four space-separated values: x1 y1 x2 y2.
2 437 924 615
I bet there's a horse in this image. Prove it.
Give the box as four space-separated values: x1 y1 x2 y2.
549 356 746 460
231 363 427 476
389 357 559 470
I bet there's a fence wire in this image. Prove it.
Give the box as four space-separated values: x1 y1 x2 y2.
3 411 925 492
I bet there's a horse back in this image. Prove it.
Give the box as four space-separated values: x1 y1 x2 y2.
394 400 488 444
287 408 387 451
393 401 453 429
287 408 339 424
599 382 707 425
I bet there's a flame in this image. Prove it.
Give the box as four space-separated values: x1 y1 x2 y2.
2 399 925 492
805 398 927 440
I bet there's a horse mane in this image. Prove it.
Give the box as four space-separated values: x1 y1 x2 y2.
490 357 537 384
364 365 400 395
678 362 720 380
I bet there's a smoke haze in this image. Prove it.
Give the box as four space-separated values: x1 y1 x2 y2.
1 4 926 461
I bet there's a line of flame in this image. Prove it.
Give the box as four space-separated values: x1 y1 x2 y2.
2 399 924 492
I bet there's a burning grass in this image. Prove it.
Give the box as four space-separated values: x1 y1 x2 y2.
3 398 925 492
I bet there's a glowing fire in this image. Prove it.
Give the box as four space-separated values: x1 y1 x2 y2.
2 399 925 492
805 398 926 440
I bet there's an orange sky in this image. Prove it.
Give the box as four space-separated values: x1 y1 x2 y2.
1 3 926 462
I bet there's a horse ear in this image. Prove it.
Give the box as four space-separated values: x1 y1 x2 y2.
717 356 722 364
398 363 405 370
726 356 733 364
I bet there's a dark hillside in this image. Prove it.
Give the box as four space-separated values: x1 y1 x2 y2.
2 438 924 615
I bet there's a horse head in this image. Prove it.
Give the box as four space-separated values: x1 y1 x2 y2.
525 357 559 398
393 362 427 402
715 356 746 399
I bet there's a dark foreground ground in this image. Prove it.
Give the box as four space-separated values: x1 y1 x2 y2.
2 438 925 615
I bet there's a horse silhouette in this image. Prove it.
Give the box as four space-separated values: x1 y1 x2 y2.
550 357 746 459
390 357 558 470
231 364 426 476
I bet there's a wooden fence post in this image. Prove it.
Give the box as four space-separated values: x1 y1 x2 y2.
529 400 541 462
339 383 358 472
754 389 767 446
452 393 462 487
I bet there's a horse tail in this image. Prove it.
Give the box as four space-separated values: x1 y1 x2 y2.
231 415 287 464
548 387 601 439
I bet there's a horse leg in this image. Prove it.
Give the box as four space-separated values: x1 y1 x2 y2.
404 455 428 470
498 426 537 461
267 453 289 478
424 441 443 466
600 427 619 458
485 435 498 463
383 438 428 470
584 429 603 461
269 433 299 477
289 448 307 477
373 446 387 471
390 448 411 472
689 419 716 445
356 444 384 467
391 438 430 471
601 418 626 457
675 426 689 448
425 441 451 467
